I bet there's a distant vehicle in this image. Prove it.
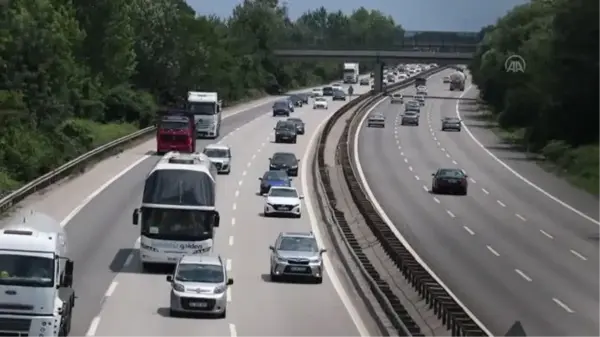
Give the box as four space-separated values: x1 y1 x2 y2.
288 95 304 107
343 62 360 83
203 144 232 174
262 186 303 218
313 97 328 109
431 168 469 195
414 76 427 87
187 91 223 139
401 112 419 126
269 231 326 283
441 117 462 132
311 88 323 97
166 254 233 318
360 78 370 86
331 84 343 92
287 117 305 135
273 120 297 143
405 100 420 113
443 76 451 83
390 93 404 104
332 90 346 101
259 170 292 195
367 113 386 128
415 95 426 106
322 86 334 96
156 109 196 154
284 97 295 112
449 71 466 91
272 101 291 117
269 152 299 176
416 85 427 94
296 93 310 104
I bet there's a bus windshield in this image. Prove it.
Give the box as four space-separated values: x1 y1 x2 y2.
141 207 215 240
189 102 217 115
0 253 55 288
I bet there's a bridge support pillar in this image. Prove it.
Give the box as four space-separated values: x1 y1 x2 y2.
374 61 384 93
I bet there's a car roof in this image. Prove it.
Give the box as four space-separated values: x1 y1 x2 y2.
280 231 315 238
179 254 222 266
270 186 296 191
204 144 230 150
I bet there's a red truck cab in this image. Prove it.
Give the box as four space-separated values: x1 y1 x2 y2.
156 109 196 154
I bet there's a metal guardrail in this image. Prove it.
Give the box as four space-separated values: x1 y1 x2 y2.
0 126 157 215
316 67 489 336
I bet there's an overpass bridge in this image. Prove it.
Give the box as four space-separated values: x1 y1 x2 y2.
273 30 481 92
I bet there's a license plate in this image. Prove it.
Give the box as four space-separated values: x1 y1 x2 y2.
199 132 206 136
277 206 289 211
167 257 178 261
291 266 306 272
448 179 457 183
189 302 208 308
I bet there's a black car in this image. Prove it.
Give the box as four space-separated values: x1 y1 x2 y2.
431 168 468 195
289 95 304 107
274 120 297 143
322 86 334 96
272 101 291 117
296 93 310 104
269 152 299 177
332 90 346 101
441 117 462 131
286 117 305 135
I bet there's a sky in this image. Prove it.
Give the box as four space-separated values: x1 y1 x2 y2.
185 0 528 32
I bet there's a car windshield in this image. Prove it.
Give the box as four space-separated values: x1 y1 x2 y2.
323 87 332 91
404 113 417 117
273 102 288 109
272 153 296 163
315 97 326 102
438 169 465 178
188 102 216 115
278 237 318 252
203 148 228 158
288 118 302 124
141 208 214 239
407 101 418 106
277 122 295 130
445 118 460 123
264 171 288 180
0 254 54 287
176 263 224 283
334 91 344 96
159 120 189 130
269 188 298 198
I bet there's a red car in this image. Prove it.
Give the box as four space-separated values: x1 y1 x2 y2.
431 168 468 195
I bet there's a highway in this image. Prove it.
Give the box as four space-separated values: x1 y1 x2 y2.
20 80 374 336
355 70 599 336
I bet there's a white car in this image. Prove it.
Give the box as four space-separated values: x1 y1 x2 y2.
263 186 303 218
313 97 328 109
311 88 323 97
331 84 343 92
416 85 427 93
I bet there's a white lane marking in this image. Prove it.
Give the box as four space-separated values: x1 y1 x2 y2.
436 141 441 146
400 151 405 156
441 147 446 152
242 170 247 176
261 142 265 147
86 316 101 336
414 175 420 181
433 197 440 204
232 203 237 211
445 153 450 158
469 177 476 183
539 230 554 239
486 245 500 256
105 281 118 297
238 180 243 186
302 114 371 337
229 323 238 337
463 226 475 235
422 185 429 192
226 259 232 271
227 287 232 303
457 85 599 226
408 166 413 171
433 136 437 141
354 89 492 336
398 145 402 149
231 218 236 226
123 253 133 267
481 188 489 195
446 210 455 218
552 298 575 313
515 213 527 221
228 236 234 246
403 158 408 163
452 160 458 165
247 162 251 168
569 249 587 261
515 269 532 282
496 200 506 207
252 154 256 160
234 190 239 197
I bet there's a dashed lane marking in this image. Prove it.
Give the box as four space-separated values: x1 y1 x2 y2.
539 229 554 239
552 298 575 313
515 269 532 282
463 226 475 235
569 250 587 261
486 245 500 256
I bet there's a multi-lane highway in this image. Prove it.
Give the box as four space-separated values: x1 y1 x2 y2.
355 70 599 336
8 80 377 336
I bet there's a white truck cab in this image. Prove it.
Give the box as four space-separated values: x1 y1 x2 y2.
0 211 75 336
187 91 223 139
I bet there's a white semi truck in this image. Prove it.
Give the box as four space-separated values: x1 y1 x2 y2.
187 91 223 139
343 63 359 83
0 212 75 336
133 151 220 271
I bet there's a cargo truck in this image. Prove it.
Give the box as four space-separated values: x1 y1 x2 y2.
449 71 466 91
0 212 75 336
343 63 359 83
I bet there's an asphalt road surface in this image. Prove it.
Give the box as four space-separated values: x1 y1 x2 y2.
38 80 374 336
356 70 599 336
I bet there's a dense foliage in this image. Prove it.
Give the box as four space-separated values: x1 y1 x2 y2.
0 0 402 192
469 0 599 193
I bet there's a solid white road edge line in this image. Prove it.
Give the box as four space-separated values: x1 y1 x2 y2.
355 95 493 336
456 85 599 226
302 109 371 337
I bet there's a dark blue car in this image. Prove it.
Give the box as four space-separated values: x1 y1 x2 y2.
259 170 292 194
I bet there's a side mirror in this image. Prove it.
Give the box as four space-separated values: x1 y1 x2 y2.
431 173 435 176
297 159 300 162
269 245 275 251
299 195 304 199
262 193 268 197
320 249 327 254
227 278 234 286
213 211 220 227
464 174 469 178
132 209 139 225
258 177 263 180
268 158 272 161
166 275 173 282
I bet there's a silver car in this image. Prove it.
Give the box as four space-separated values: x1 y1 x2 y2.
415 95 426 106
390 93 404 104
405 100 420 113
441 117 462 131
367 113 386 127
167 255 233 318
401 112 419 126
203 144 231 174
269 232 326 283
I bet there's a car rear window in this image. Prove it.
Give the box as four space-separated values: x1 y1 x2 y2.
439 169 464 178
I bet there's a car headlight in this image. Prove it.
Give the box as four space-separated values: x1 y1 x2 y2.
213 285 226 294
309 257 321 263
276 256 287 263
173 283 185 292
290 165 298 169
